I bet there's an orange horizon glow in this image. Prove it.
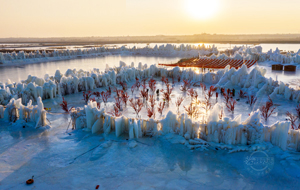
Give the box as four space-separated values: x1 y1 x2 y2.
0 0 299 38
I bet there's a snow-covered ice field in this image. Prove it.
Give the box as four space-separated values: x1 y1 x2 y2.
1 44 300 189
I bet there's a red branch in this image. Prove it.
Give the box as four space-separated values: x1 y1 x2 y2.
161 83 173 103
82 91 92 104
121 91 129 107
147 95 156 119
157 101 166 116
296 104 300 118
106 87 112 96
187 88 198 101
180 80 191 92
207 86 216 99
114 96 122 110
60 97 73 113
175 97 184 112
286 111 298 129
260 97 276 121
101 91 109 104
238 90 247 98
129 98 143 117
248 95 257 107
226 98 237 114
140 84 148 100
148 79 156 93
108 105 122 117
118 81 128 91
200 83 207 93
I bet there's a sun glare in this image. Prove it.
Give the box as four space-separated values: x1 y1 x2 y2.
186 0 219 20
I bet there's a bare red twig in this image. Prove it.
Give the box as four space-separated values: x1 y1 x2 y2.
140 84 148 100
161 83 173 103
101 91 109 104
121 91 129 107
129 98 143 118
286 111 298 129
60 97 73 113
157 101 166 116
207 86 216 99
147 95 156 119
180 80 191 92
148 79 156 93
114 96 122 110
106 86 112 96
248 95 257 107
175 97 184 112
260 97 276 121
118 81 128 91
82 91 92 104
187 88 198 101
296 104 300 118
226 98 237 114
108 105 122 117
238 90 247 98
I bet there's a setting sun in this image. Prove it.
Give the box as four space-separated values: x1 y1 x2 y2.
186 0 219 20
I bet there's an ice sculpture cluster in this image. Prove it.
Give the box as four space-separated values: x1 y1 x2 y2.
71 100 300 152
0 97 47 128
1 44 300 65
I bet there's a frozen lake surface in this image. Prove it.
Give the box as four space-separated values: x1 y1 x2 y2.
0 55 181 83
1 118 300 190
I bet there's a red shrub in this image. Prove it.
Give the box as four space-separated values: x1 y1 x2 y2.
118 81 127 91
175 97 184 112
296 104 300 118
157 101 166 116
113 87 123 98
121 91 129 107
201 95 212 113
93 91 101 98
238 90 247 98
223 93 230 104
101 91 109 104
60 97 73 113
147 95 156 119
184 102 200 119
148 95 156 109
147 107 155 119
135 77 141 89
161 83 173 103
248 95 257 107
260 97 276 121
207 85 216 99
226 98 237 114
180 80 191 92
129 98 143 118
187 88 198 101
286 111 298 129
172 76 175 84
82 91 92 104
114 96 122 110
108 105 122 117
140 84 148 100
148 79 156 93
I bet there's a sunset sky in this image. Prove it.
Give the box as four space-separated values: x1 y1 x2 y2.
0 0 299 37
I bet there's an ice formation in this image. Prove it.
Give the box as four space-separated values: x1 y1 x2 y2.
1 61 300 152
